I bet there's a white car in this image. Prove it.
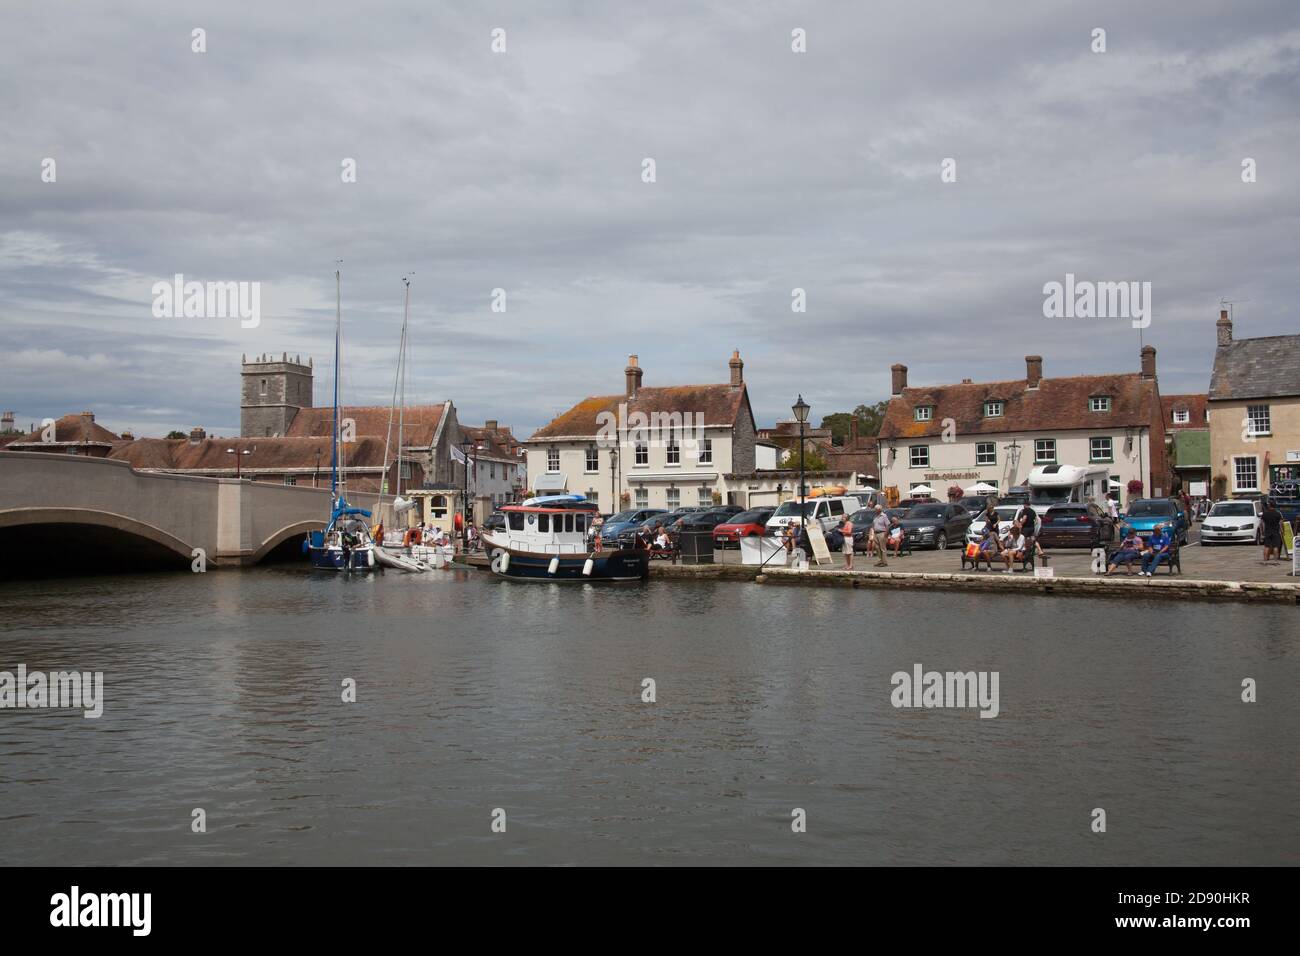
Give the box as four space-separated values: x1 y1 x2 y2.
965 505 1022 545
765 495 862 535
1198 499 1261 545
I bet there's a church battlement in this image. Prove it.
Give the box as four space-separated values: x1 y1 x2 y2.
241 352 313 437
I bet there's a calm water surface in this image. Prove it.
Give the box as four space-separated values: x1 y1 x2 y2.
1 567 1296 865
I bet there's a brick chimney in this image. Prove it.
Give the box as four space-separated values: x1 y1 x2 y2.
729 349 744 388
1216 308 1233 347
1140 345 1157 380
485 419 498 432
189 427 206 443
1025 356 1043 389
625 355 643 400
849 417 859 445
1 411 13 433
80 411 94 439
890 363 908 397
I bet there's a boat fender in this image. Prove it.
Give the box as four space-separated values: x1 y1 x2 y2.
582 558 594 576
547 557 559 575
491 551 510 573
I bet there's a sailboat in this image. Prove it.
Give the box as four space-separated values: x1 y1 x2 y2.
305 267 378 571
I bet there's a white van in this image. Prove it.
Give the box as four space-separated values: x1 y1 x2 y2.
765 495 862 535
1026 464 1110 517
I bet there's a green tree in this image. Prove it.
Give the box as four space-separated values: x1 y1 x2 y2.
165 430 186 440
779 446 828 471
819 401 888 445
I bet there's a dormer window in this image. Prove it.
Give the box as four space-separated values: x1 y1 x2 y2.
1172 409 1189 424
1089 396 1111 412
983 401 1004 418
914 405 934 422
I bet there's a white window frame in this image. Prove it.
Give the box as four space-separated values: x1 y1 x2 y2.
666 487 680 509
1172 409 1189 425
633 487 648 508
983 401 1003 418
1089 436 1113 462
666 434 680 466
914 406 934 422
1246 404 1271 437
1089 396 1111 412
546 447 560 473
909 445 929 468
1034 439 1057 464
698 486 712 506
634 441 649 467
1232 455 1259 493
975 442 996 466
585 445 599 473
698 437 712 464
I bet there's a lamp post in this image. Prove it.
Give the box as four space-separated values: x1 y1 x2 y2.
459 439 473 551
226 446 250 478
314 449 321 488
792 395 810 520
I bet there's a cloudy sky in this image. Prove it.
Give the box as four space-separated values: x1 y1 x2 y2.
2 0 1297 439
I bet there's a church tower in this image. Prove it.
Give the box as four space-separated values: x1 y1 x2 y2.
241 353 313 437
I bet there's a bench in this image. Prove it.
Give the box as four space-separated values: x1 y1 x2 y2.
961 544 1036 573
1106 541 1181 575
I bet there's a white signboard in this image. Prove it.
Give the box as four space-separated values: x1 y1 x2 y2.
1033 566 1055 579
740 536 787 566
806 523 833 565
1189 481 1207 497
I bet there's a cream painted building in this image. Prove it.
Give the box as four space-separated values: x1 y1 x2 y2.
1207 310 1300 496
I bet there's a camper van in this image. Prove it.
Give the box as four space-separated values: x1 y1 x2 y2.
1026 464 1111 516
765 495 863 535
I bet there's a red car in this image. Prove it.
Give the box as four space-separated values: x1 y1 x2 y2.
712 508 775 549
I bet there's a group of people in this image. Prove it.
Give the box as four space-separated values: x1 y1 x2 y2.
1104 524 1175 575
964 501 1048 573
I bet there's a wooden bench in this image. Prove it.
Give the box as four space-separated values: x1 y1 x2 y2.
1106 541 1181 575
961 545 1036 573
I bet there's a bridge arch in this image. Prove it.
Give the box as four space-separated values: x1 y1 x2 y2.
250 519 325 564
0 507 197 572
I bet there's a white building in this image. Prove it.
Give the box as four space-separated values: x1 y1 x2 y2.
876 351 1170 506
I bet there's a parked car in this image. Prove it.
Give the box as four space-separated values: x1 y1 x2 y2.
764 495 862 535
599 508 667 543
848 507 909 552
895 502 973 550
1121 498 1189 544
709 504 745 515
483 511 506 533
713 508 775 548
965 504 1022 545
956 496 997 514
1036 503 1116 549
1198 499 1261 545
668 511 733 536
897 496 938 509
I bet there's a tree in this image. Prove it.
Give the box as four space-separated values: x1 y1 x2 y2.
165 430 186 440
779 446 828 471
820 401 888 445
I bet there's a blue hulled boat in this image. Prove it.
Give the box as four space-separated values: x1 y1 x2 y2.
482 496 649 582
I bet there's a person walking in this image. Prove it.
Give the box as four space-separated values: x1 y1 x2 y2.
840 515 855 570
870 505 890 567
1260 499 1283 564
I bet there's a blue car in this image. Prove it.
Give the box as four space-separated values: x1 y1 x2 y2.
1120 498 1189 545
599 508 668 544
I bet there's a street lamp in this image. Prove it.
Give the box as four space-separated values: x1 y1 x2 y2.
792 395 810 519
314 449 321 488
226 446 250 478
459 439 473 550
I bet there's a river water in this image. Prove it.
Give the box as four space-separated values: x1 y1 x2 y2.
0 567 1295 866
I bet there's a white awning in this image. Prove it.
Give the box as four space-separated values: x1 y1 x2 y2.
533 473 568 492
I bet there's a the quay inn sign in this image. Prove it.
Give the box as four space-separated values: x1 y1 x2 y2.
924 472 982 481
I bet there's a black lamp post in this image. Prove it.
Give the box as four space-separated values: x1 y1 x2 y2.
792 395 810 520
459 439 473 550
226 446 250 478
314 449 321 488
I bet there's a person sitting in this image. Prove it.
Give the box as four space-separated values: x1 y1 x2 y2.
654 526 671 552
1000 523 1026 573
1139 524 1174 576
887 520 906 557
1106 527 1143 574
975 526 1000 570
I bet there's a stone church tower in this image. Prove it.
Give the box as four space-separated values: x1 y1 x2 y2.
241 353 313 437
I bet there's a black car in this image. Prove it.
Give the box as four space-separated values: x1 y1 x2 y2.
847 507 909 552
483 511 506 533
895 503 973 550
1036 503 1116 549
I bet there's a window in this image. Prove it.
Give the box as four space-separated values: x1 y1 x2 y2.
666 435 680 465
1172 409 1189 424
508 512 525 531
634 442 648 466
1233 456 1259 492
585 446 599 472
634 488 648 508
586 490 599 508
975 442 996 466
547 447 560 472
1246 404 1271 436
983 401 1003 418
1034 439 1056 463
914 406 934 422
1090 396 1111 412
698 486 712 506
1089 437 1113 462
698 438 712 464
909 445 929 467
488 462 496 480
909 482 930 495
260 379 267 396
666 487 680 509
575 513 586 533
283 476 297 486
537 513 549 533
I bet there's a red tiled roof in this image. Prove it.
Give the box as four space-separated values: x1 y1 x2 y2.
1161 394 1208 429
284 403 446 445
109 436 389 471
529 384 750 440
878 373 1160 440
6 412 120 447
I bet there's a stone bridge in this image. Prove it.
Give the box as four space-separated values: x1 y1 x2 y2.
0 451 348 572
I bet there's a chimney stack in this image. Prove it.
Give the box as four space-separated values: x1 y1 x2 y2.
729 349 744 388
890 363 908 397
80 411 94 439
1216 308 1233 347
625 355 643 400
1140 345 1157 380
1025 355 1043 389
849 417 859 445
1 411 13 433
119 430 134 441
189 427 206 443
485 419 498 432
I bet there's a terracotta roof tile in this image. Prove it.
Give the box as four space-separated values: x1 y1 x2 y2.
528 384 749 440
284 403 446 445
1161 393 1208 429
